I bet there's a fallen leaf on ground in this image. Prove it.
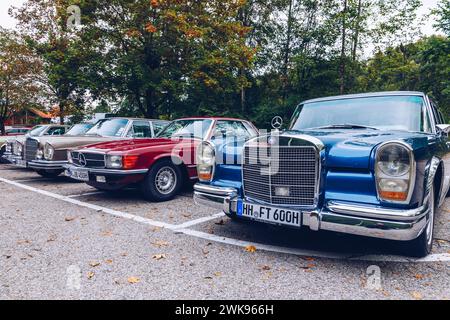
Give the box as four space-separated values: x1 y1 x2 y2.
151 227 161 232
152 254 166 260
411 292 423 300
204 276 213 280
261 265 271 271
89 261 100 267
127 277 140 284
215 219 225 225
87 272 95 280
121 252 128 257
214 272 222 277
305 257 315 261
105 259 113 264
151 240 170 248
414 274 425 280
101 231 113 237
65 217 76 222
17 240 31 245
202 249 209 255
245 245 257 253
182 214 192 218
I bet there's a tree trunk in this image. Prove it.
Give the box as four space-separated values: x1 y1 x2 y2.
282 0 294 104
59 101 65 124
339 0 348 94
145 89 154 118
0 120 5 136
352 0 362 62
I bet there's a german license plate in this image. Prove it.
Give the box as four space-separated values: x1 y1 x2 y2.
15 160 27 168
65 167 89 182
237 201 302 227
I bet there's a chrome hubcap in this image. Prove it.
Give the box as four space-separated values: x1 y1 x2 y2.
155 167 177 195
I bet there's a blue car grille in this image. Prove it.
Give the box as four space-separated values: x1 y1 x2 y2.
242 145 319 207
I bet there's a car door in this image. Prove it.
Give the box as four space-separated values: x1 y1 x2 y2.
430 100 450 202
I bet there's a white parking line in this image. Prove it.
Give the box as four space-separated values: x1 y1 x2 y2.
1 175 450 263
177 228 450 263
67 191 105 198
0 177 175 230
173 212 226 230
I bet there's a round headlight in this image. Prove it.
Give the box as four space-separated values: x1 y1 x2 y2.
376 143 411 177
44 144 54 160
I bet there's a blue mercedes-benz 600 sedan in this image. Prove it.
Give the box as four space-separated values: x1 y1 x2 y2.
193 91 450 257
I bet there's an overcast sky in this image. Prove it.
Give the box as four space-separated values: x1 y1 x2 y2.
0 0 443 35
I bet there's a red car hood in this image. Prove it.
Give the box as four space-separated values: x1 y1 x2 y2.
79 138 196 154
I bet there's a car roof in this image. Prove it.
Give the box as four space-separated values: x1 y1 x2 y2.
301 91 426 105
97 117 169 122
176 117 250 122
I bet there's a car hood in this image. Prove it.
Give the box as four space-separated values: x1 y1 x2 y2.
221 129 432 170
78 138 193 154
36 135 125 150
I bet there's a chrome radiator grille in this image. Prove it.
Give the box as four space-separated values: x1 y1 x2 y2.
71 151 105 168
25 138 38 161
242 145 319 207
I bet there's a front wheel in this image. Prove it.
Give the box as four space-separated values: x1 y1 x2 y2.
35 169 64 178
402 185 435 258
141 160 183 202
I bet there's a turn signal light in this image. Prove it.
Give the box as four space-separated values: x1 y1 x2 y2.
123 155 139 169
379 191 408 201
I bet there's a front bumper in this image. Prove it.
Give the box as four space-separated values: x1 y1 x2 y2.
2 154 27 167
193 184 430 241
63 164 148 189
29 160 67 170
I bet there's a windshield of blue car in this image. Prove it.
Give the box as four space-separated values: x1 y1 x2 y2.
85 119 129 137
290 95 428 132
66 123 94 136
28 125 46 136
157 119 213 139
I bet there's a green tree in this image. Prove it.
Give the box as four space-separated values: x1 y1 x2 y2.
0 28 43 134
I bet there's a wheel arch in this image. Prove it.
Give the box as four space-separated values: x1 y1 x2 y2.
149 155 190 182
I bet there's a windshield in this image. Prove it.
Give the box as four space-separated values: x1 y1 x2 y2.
290 95 428 132
66 123 94 136
157 119 213 139
85 119 129 137
28 126 46 136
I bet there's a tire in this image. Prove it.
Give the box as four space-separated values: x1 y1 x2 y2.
0 146 7 164
35 169 64 178
141 159 183 202
402 185 435 258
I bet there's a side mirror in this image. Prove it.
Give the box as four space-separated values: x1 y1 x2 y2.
436 124 450 135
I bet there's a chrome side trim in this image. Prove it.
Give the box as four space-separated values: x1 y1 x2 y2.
425 156 442 206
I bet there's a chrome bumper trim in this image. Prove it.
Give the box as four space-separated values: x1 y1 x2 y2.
326 200 428 222
64 164 148 175
194 184 238 214
29 160 67 170
194 184 430 241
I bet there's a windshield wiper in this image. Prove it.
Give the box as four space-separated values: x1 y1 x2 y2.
311 124 379 130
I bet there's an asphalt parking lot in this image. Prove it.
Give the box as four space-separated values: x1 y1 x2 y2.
0 164 449 300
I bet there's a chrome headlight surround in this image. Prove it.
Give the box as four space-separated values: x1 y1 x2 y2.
106 155 123 169
197 141 216 182
43 143 54 160
375 141 415 204
13 141 23 156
